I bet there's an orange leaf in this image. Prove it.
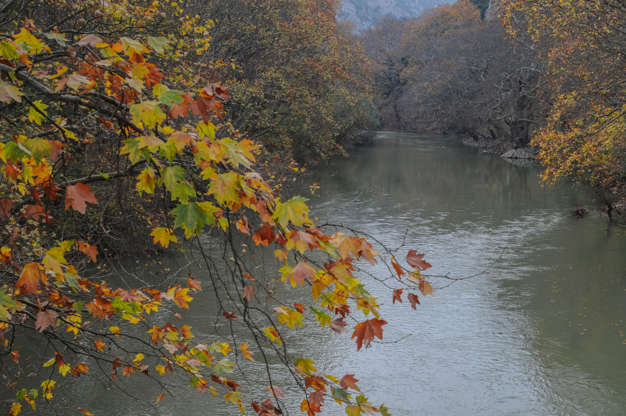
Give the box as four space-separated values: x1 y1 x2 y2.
187 277 202 292
93 339 106 352
17 263 46 293
391 260 404 277
65 183 98 214
392 289 403 304
77 241 98 262
240 343 254 360
419 280 433 296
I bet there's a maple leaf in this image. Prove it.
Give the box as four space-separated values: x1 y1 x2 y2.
273 196 311 229
77 241 98 262
252 224 276 246
65 183 98 214
340 374 360 392
240 343 254 360
391 260 404 277
345 405 361 416
72 363 89 376
0 83 22 103
93 339 106 352
173 287 193 309
330 318 347 333
407 293 420 310
150 227 178 248
136 167 157 194
17 263 46 293
208 172 241 207
295 358 317 375
187 277 202 292
392 289 403 304
77 34 103 47
351 319 387 351
419 280 434 296
291 261 315 287
35 309 59 332
406 250 432 271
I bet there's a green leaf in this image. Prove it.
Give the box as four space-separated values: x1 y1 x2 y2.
147 36 169 54
273 196 311 229
0 285 21 320
208 172 240 207
162 166 195 203
172 202 220 238
160 89 185 106
129 101 166 130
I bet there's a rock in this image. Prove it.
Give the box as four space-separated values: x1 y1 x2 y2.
501 148 535 160
570 207 588 218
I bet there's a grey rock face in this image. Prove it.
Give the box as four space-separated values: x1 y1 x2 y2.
339 0 444 29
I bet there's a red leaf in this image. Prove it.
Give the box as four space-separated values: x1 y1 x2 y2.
340 374 360 392
407 293 420 310
222 312 238 320
407 250 432 271
392 289 403 304
351 318 387 351
243 285 255 302
35 309 59 332
252 224 276 246
65 183 98 214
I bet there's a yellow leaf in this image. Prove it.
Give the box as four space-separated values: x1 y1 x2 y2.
346 405 361 416
58 363 71 377
9 402 21 416
137 168 157 194
294 358 317 375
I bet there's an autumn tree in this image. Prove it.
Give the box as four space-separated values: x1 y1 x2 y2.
203 0 376 162
364 0 542 149
499 0 626 216
0 1 433 415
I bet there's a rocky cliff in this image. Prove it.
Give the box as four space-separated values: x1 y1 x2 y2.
339 0 444 29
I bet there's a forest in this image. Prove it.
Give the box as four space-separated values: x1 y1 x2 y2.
0 0 624 415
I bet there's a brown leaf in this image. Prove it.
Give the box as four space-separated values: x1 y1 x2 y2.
243 285 255 302
35 309 59 332
351 318 387 351
65 183 98 214
407 293 420 310
291 261 315 286
187 277 202 292
330 318 347 333
407 250 432 271
392 289 403 304
340 374 360 392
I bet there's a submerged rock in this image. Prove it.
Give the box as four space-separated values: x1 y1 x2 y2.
501 148 535 160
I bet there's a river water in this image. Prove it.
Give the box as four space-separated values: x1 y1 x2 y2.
17 132 625 415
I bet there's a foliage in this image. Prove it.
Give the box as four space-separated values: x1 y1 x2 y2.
362 0 541 147
0 0 432 414
204 0 377 162
499 0 625 207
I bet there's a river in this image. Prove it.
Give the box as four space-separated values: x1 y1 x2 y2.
25 132 626 415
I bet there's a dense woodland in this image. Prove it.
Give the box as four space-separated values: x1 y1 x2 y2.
363 0 624 215
0 0 624 415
